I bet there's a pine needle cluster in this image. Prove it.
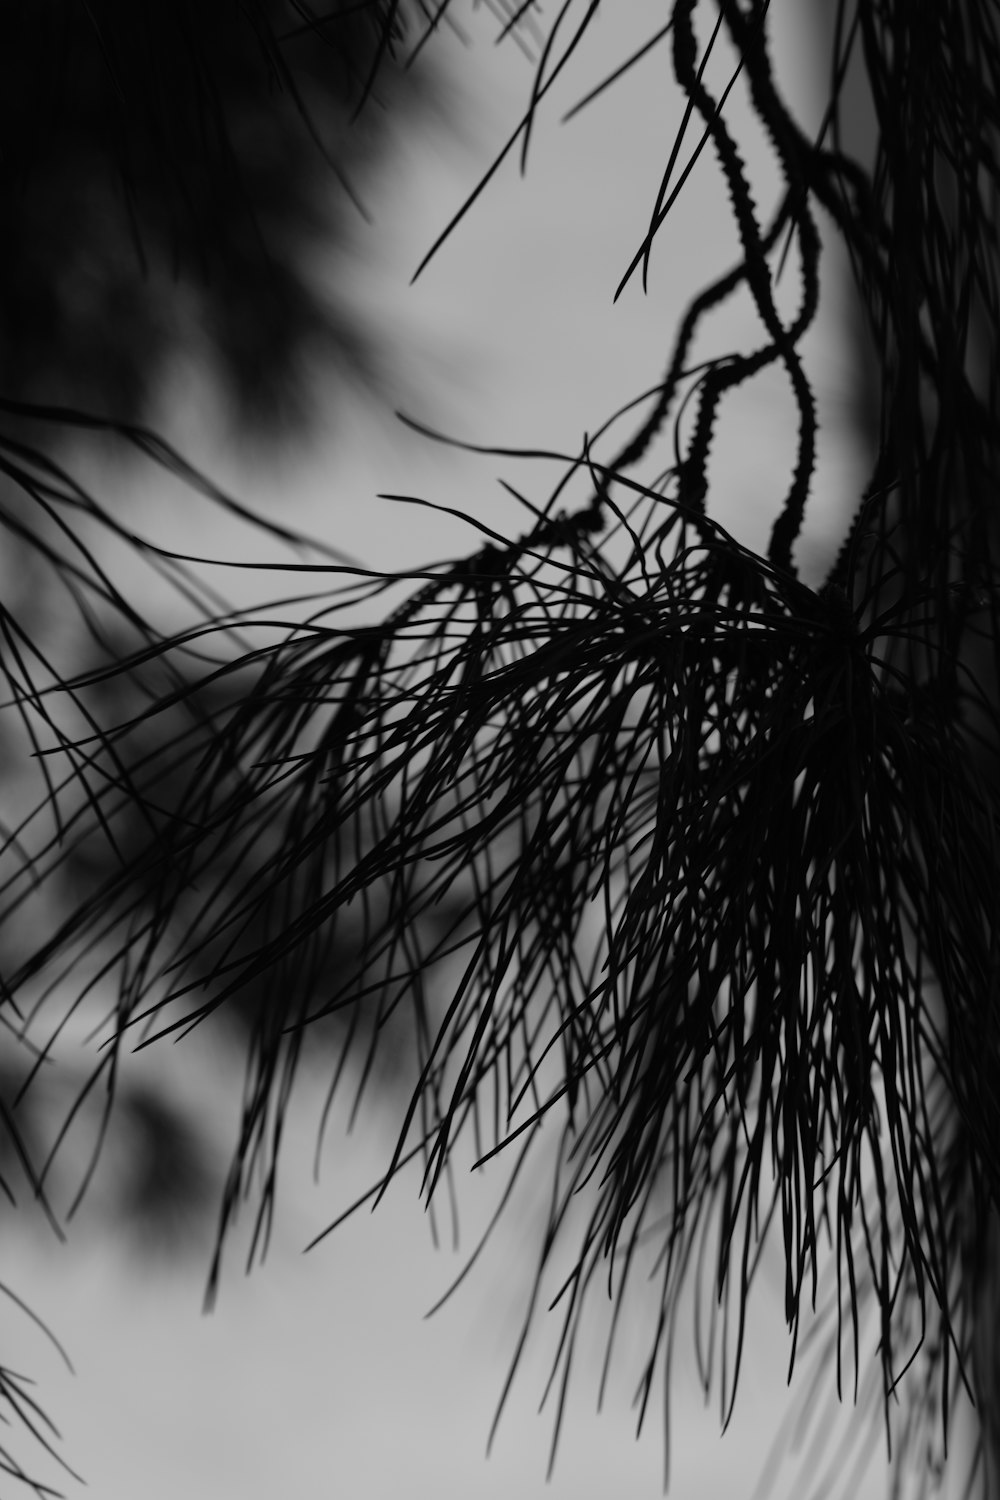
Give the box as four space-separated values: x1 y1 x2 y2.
1 1 999 1494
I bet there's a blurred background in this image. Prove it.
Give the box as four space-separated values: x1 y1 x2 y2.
0 2 974 1497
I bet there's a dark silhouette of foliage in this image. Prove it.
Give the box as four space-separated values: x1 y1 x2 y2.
1 1 999 1495
0 0 422 430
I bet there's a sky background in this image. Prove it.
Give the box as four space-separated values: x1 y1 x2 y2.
0 4 981 1498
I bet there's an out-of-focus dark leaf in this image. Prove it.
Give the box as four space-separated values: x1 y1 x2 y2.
0 0 428 431
0 1053 216 1259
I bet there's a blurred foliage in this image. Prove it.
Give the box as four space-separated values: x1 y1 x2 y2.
0 0 427 432
0 0 446 1282
0 1052 217 1258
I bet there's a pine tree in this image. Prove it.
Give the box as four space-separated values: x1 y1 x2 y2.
1 2 998 1494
